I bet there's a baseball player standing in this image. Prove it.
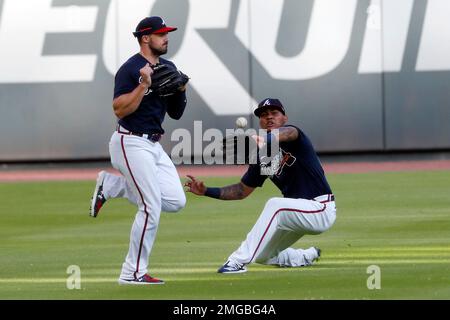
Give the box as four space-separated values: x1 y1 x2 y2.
185 98 336 273
90 16 187 284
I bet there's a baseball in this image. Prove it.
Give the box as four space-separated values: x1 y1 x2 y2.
235 117 248 128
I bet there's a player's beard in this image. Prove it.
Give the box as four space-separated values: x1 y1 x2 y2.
149 43 168 56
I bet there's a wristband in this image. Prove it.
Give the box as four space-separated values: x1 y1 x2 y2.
204 187 221 199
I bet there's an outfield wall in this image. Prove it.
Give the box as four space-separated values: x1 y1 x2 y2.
1 0 450 161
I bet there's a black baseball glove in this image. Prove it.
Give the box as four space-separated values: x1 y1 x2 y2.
150 64 189 97
222 131 279 166
222 131 258 165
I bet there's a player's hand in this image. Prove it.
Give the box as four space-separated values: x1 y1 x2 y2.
184 175 206 196
139 63 153 87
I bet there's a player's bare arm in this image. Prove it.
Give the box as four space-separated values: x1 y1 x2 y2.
112 63 153 119
219 182 254 200
275 126 299 142
185 175 254 200
251 126 298 149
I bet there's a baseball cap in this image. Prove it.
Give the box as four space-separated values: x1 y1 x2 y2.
253 98 286 117
133 16 177 37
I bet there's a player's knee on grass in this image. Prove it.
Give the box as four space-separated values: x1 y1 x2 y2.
261 248 311 267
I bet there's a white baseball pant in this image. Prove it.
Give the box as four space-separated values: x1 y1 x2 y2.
108 131 186 280
227 195 336 267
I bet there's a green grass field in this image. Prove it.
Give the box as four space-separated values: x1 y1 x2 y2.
0 170 449 299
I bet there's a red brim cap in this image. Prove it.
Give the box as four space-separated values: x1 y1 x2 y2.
153 26 177 34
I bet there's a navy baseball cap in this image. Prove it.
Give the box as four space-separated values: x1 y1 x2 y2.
254 98 286 117
133 16 177 37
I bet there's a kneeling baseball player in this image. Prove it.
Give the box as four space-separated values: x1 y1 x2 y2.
185 98 337 273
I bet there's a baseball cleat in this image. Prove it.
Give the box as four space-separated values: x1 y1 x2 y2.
217 260 247 274
118 274 164 285
90 170 107 218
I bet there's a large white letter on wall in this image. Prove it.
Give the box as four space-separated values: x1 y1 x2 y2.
236 0 357 80
0 0 98 83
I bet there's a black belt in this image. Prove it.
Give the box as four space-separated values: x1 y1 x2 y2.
117 125 162 142
313 194 335 203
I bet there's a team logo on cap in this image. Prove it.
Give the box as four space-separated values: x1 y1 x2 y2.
263 99 271 106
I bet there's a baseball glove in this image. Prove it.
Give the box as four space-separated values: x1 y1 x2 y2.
222 131 258 165
222 131 280 166
150 64 189 97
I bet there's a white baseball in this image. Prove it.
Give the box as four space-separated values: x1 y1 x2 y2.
235 117 248 128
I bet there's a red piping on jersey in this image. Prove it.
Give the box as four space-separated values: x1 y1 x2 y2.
248 205 327 264
120 135 150 280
